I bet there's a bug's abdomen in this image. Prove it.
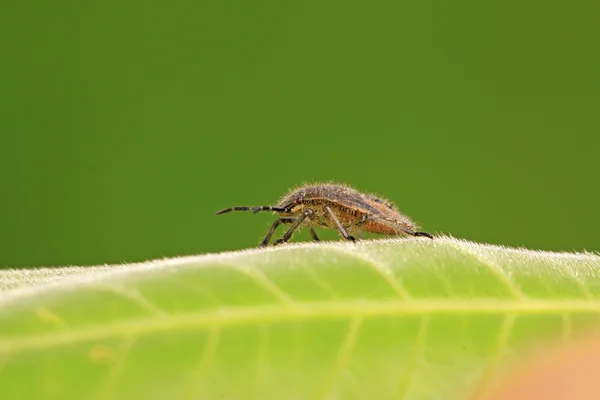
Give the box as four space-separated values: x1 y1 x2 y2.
361 220 400 235
320 206 362 229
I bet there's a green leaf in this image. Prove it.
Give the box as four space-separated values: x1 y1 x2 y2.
0 237 599 400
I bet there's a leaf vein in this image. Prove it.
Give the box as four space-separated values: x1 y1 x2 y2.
217 262 294 305
301 265 341 300
396 315 430 398
187 326 221 399
451 244 525 300
315 317 362 400
474 313 516 399
93 283 168 316
324 247 412 300
94 336 137 400
2 299 599 354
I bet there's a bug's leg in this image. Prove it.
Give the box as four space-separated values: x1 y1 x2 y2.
273 209 314 245
413 231 434 239
260 217 296 247
215 206 288 215
366 215 434 240
325 205 356 242
309 227 320 242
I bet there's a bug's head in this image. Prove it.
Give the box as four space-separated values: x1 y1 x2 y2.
279 195 305 214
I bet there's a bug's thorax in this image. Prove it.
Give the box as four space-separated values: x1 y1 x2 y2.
279 200 359 227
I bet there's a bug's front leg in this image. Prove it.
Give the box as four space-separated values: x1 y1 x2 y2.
260 217 296 247
273 208 314 245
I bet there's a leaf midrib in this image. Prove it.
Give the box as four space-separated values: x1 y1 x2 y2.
3 298 600 354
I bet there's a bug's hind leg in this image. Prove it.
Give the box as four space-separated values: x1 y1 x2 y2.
325 206 356 242
413 231 434 239
366 215 434 240
309 227 320 242
273 209 314 246
260 217 296 247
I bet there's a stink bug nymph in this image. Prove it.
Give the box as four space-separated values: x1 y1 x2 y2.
215 183 434 247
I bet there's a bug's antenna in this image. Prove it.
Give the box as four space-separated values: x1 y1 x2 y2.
215 206 288 215
366 215 434 239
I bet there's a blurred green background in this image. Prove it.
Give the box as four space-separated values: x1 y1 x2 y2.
1 1 598 268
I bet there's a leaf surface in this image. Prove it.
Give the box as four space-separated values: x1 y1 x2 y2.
0 237 599 400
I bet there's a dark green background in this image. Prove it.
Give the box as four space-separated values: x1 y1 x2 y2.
1 1 598 268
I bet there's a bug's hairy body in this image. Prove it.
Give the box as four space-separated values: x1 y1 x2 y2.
277 184 416 236
216 182 433 247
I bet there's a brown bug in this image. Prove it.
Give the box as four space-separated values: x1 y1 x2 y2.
215 182 434 247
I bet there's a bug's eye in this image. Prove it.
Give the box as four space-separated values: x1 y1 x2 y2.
295 196 304 205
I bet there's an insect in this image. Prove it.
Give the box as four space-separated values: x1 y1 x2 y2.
215 182 434 247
